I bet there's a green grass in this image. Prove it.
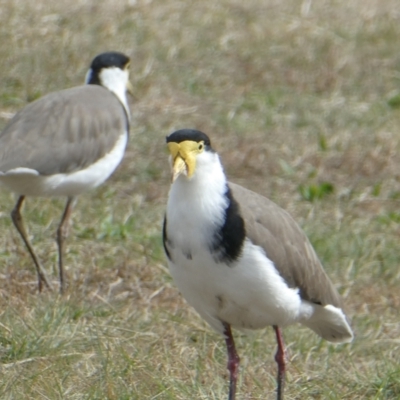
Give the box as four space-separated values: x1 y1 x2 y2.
0 0 399 398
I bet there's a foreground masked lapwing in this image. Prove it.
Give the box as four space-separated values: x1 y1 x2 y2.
0 51 133 293
163 129 353 399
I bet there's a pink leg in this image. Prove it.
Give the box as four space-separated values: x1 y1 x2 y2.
273 325 286 400
223 322 240 400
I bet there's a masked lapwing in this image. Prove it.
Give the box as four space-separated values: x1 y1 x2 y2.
0 51 133 293
163 129 353 400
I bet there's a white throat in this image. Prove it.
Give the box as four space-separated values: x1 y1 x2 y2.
167 152 229 251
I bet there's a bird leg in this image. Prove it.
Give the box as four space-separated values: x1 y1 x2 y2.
273 325 286 400
11 195 52 292
223 322 240 400
56 197 75 294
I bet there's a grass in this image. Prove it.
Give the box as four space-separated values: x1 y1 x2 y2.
0 0 399 398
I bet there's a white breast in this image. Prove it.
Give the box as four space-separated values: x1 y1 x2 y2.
167 237 303 334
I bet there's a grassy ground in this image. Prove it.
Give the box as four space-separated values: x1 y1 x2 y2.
0 0 399 398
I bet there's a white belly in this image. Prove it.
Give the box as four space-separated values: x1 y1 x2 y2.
0 132 127 197
168 240 303 335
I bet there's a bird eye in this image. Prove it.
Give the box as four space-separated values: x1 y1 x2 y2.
198 143 204 150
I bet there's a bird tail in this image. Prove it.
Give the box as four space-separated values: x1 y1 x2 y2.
300 303 354 343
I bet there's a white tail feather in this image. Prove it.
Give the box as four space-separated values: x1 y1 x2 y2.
301 304 353 343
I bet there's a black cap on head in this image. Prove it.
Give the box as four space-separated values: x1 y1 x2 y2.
90 51 130 71
87 51 130 86
166 129 212 147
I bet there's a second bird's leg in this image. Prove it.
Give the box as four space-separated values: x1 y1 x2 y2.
56 197 75 293
11 195 52 292
273 325 286 400
223 322 240 400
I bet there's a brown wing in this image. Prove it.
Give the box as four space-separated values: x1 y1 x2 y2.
0 85 128 175
229 182 343 308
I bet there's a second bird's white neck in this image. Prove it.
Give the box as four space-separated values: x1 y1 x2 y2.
86 67 130 117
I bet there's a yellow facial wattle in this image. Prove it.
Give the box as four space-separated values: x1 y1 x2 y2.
167 140 204 181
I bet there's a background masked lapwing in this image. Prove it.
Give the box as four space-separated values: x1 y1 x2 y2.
0 51 132 293
163 129 354 400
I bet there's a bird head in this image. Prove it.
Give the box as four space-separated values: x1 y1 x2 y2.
85 51 134 96
166 129 213 182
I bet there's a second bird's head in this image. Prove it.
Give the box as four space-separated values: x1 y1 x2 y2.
85 51 134 96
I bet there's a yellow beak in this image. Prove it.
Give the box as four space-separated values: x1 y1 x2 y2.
167 141 198 181
126 80 135 96
172 154 187 182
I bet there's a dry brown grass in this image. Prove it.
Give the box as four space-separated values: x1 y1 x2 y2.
0 0 399 398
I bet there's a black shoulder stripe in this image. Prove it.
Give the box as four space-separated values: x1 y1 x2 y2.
210 185 245 264
162 216 171 261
